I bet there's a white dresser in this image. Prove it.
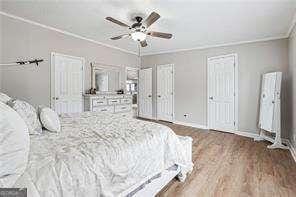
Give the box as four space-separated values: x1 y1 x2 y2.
84 94 133 115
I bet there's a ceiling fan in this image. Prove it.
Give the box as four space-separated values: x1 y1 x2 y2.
106 12 172 47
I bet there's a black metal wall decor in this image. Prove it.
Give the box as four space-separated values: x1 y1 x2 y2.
0 59 44 66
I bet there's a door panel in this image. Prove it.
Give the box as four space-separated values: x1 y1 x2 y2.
139 68 153 119
260 73 277 131
157 64 173 122
208 55 236 132
52 54 84 114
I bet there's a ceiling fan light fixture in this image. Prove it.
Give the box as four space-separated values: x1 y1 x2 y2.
131 31 146 42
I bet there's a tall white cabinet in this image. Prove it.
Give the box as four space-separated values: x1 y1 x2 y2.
257 72 287 149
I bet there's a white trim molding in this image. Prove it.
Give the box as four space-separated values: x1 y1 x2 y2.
287 12 296 38
0 11 290 57
50 52 85 110
141 36 287 56
207 53 239 132
282 139 296 163
0 11 138 55
233 131 260 139
173 120 208 130
172 120 296 163
156 64 175 122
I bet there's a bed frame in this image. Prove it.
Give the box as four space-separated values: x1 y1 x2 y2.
120 136 193 197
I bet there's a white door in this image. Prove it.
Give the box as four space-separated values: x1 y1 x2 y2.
51 53 84 114
157 64 174 122
139 68 153 119
208 55 237 132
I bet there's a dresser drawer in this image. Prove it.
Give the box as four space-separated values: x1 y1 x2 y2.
108 99 120 105
124 95 133 99
93 106 114 113
106 95 124 99
92 99 107 106
114 105 132 113
120 98 132 104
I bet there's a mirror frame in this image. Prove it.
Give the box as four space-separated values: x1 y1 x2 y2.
91 62 122 94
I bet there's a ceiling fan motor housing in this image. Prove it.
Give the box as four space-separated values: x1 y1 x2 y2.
131 16 144 29
106 12 172 47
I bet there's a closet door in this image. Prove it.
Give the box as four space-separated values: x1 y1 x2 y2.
157 64 174 122
138 68 153 119
51 53 84 114
208 55 236 132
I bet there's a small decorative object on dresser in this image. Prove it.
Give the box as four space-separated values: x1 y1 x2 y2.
84 94 133 116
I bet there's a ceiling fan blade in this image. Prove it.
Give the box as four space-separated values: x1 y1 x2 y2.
140 40 148 47
106 17 130 27
110 34 130 40
144 12 160 28
147 31 172 39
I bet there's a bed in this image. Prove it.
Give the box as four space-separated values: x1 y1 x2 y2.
1 103 193 197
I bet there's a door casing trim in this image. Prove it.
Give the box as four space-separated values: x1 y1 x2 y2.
156 64 175 122
50 52 85 110
207 53 238 132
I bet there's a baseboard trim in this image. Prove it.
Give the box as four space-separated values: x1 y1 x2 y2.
233 133 296 163
173 121 208 130
282 139 296 163
232 131 260 139
172 121 296 163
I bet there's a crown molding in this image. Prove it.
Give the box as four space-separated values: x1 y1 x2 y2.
287 11 296 38
0 10 292 57
141 35 288 56
0 11 138 55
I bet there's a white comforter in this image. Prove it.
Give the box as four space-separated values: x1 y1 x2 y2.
14 112 192 197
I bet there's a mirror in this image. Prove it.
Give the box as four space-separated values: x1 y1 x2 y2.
126 67 139 116
91 64 121 93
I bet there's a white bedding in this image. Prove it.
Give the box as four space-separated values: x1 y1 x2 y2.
14 112 193 197
0 102 29 188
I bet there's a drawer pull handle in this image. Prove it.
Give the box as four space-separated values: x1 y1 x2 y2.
101 109 107 111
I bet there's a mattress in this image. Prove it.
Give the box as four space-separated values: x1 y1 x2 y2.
14 112 193 197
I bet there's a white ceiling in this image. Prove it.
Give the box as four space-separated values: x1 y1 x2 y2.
1 0 296 55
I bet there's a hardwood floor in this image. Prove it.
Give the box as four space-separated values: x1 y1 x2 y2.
155 122 296 197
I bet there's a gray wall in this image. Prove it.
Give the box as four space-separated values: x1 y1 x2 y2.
141 39 289 136
289 26 296 148
0 15 140 107
1 13 292 139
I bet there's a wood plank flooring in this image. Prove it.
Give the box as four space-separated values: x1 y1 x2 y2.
155 121 296 197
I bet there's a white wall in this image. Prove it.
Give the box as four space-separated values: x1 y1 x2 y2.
0 15 140 107
289 26 296 148
141 39 290 136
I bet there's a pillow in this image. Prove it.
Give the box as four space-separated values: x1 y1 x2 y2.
7 99 42 135
0 92 11 103
39 106 61 133
0 102 30 187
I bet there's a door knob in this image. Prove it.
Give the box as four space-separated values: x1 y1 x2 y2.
209 96 213 100
158 95 161 98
